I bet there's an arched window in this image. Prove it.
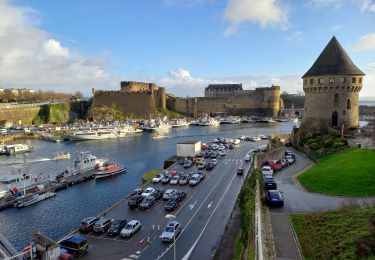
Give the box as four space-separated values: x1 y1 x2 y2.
334 93 339 105
332 111 338 127
347 99 351 109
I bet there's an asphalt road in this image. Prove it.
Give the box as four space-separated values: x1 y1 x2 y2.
72 139 263 260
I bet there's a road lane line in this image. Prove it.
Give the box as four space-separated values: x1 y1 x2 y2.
182 162 241 260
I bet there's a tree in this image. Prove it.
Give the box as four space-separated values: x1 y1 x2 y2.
74 91 84 99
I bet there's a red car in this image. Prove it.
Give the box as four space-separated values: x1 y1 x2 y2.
264 160 283 172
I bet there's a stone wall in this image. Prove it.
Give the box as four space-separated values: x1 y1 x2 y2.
91 90 156 118
172 86 280 117
254 147 285 168
0 106 40 126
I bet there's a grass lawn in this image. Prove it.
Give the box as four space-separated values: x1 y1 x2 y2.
290 207 375 259
142 169 161 184
298 148 375 196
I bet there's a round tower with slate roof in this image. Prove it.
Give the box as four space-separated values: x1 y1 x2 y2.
301 36 365 130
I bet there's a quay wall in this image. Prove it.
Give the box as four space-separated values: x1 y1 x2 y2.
254 147 285 168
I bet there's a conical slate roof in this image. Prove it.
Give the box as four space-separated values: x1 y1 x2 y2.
303 36 365 78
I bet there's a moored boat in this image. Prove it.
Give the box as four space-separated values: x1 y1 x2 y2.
52 152 71 160
95 162 127 179
4 144 31 155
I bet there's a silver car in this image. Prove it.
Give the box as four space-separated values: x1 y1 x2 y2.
120 220 141 238
160 221 182 242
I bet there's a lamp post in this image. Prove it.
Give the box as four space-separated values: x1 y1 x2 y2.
165 214 176 260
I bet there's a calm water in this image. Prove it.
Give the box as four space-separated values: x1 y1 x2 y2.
0 122 297 250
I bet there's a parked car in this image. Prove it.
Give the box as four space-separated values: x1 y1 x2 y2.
237 166 244 176
142 187 156 197
244 154 251 162
79 217 99 233
59 236 88 256
265 190 284 206
170 175 180 185
263 175 277 190
285 155 295 164
264 160 283 172
198 171 206 179
203 151 210 158
205 162 215 171
189 174 201 185
163 189 177 200
219 150 226 157
210 159 217 165
161 174 172 184
108 219 127 236
165 196 180 211
285 150 296 159
154 188 165 200
179 174 190 185
152 174 163 183
210 152 218 158
229 143 235 149
93 218 113 233
160 221 182 242
280 158 289 168
175 190 187 201
128 195 144 208
139 195 156 209
196 157 204 165
120 220 141 238
261 166 273 176
130 188 143 196
179 157 188 165
183 160 193 168
197 162 206 170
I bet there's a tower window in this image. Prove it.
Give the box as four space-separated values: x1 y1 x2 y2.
304 79 307 85
352 77 356 83
347 99 351 109
309 78 314 85
329 78 335 83
319 78 324 84
340 77 346 83
334 93 339 105
359 77 362 84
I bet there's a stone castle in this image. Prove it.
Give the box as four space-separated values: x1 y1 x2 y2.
301 36 365 131
91 81 281 118
92 81 166 118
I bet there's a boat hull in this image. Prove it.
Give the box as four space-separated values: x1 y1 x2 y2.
95 168 127 179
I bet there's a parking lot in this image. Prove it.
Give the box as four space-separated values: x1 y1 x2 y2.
66 138 266 260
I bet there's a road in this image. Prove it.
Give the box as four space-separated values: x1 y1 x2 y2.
71 139 263 260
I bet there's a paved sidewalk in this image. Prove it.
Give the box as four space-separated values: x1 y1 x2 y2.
270 213 300 260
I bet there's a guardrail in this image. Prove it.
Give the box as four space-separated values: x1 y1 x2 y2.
0 232 21 260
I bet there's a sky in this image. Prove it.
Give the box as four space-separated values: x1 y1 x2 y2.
0 0 374 97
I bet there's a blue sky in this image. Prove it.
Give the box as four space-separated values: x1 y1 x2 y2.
0 0 374 96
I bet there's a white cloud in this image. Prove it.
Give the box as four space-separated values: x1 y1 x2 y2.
352 33 375 51
223 0 289 36
0 0 119 94
355 0 375 12
311 0 375 11
361 63 375 97
150 68 302 97
311 0 344 8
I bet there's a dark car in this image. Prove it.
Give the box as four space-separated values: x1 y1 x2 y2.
237 167 244 175
128 195 144 208
108 219 127 236
206 162 215 171
175 190 187 202
93 218 113 233
130 188 143 196
198 171 206 179
203 151 210 158
263 176 277 190
285 140 292 146
161 174 172 184
59 236 88 256
210 152 218 158
179 157 188 165
139 196 156 209
165 197 180 211
265 190 284 206
79 217 99 233
280 158 289 168
229 143 235 149
183 160 193 168
154 188 164 200
187 157 196 164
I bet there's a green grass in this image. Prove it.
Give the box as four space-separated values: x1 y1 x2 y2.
298 149 375 196
290 207 375 260
141 169 161 184
232 230 243 260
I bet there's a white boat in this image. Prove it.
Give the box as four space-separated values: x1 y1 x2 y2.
170 119 190 128
65 125 141 141
4 144 31 155
52 152 71 160
199 116 220 127
140 119 172 132
55 151 98 181
14 192 56 208
220 116 241 124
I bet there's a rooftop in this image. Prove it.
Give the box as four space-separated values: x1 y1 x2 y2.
205 84 243 91
303 36 365 78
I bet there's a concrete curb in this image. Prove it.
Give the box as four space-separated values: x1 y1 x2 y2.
287 215 304 260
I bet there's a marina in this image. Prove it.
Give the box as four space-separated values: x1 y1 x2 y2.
0 122 297 251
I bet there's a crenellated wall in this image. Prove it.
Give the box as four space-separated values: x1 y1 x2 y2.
172 86 280 117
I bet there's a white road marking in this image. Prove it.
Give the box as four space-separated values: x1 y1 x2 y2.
188 200 197 210
207 201 212 208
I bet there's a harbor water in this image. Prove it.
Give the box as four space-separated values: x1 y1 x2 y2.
0 122 297 251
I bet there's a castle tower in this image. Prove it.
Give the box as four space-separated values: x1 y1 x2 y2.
301 36 365 130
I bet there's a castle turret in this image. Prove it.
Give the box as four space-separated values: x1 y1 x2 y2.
301 36 365 130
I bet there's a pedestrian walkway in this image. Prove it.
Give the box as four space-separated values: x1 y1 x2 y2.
270 213 301 260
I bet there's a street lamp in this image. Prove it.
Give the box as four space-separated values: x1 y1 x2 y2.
165 214 176 260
